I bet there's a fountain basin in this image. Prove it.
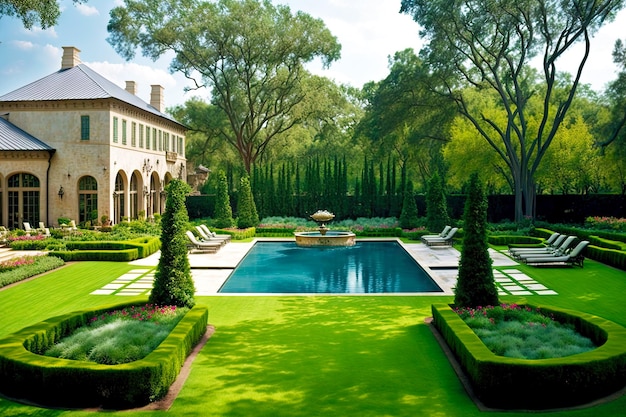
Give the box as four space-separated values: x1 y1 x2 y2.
294 231 356 247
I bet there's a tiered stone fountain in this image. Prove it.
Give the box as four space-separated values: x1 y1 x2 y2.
294 210 356 247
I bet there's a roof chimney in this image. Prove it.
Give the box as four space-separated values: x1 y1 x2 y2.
125 81 137 95
150 85 164 112
61 46 81 70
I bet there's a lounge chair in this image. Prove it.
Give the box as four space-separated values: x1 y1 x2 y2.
420 226 451 243
23 222 34 234
185 230 222 253
523 241 590 267
195 225 228 245
509 234 566 256
199 224 231 242
423 227 458 247
512 236 577 261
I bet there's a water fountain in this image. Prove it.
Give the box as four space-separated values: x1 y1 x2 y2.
294 210 356 247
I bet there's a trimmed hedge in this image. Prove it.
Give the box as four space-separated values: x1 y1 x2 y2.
48 249 139 262
63 237 160 258
355 227 404 237
431 303 626 410
586 245 626 271
0 302 208 409
254 227 296 237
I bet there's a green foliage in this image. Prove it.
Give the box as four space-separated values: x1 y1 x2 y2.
399 180 419 229
455 173 498 308
0 256 64 288
44 305 187 365
426 172 449 232
456 304 595 359
108 0 341 173
0 303 208 408
236 176 260 229
150 180 195 308
431 303 626 409
47 249 139 262
213 171 234 228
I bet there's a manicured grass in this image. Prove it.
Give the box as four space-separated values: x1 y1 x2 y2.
0 255 625 416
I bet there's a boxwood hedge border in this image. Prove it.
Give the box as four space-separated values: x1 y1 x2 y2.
431 303 626 410
0 301 208 409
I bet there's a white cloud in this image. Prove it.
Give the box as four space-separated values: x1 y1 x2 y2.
75 4 100 16
23 25 58 38
12 40 34 50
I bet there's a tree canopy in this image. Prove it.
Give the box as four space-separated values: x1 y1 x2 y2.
108 0 341 173
400 0 625 222
0 0 87 29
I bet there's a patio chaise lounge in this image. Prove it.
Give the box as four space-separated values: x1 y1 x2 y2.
420 225 451 243
185 230 222 253
509 233 565 256
195 225 229 245
423 227 458 247
199 224 231 242
512 236 577 261
522 241 590 267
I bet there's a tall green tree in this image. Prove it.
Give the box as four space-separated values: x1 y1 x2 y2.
401 0 624 222
150 179 195 308
1 0 87 29
108 0 341 174
236 176 259 228
214 171 234 228
426 173 449 233
399 180 419 229
454 173 498 308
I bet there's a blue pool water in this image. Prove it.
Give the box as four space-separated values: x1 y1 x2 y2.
218 241 443 294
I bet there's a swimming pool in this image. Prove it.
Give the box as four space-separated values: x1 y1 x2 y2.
218 241 444 294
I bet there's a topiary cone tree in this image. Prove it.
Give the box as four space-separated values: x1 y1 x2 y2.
454 172 498 308
399 180 419 229
426 172 450 233
236 176 259 229
214 170 234 228
150 179 196 308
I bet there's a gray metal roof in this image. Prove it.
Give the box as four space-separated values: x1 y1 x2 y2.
0 117 55 152
0 64 181 125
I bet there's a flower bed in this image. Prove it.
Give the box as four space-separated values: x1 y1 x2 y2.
455 304 596 359
431 303 626 409
0 302 208 409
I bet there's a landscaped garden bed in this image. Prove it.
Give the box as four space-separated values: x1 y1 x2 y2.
0 301 208 409
431 303 626 409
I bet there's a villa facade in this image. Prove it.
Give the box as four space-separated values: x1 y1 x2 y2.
0 47 187 229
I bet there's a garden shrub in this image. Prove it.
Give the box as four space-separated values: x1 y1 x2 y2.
48 249 139 262
488 235 543 246
214 170 234 228
431 303 626 410
0 302 208 409
399 180 419 229
426 172 450 233
454 173 498 308
236 176 259 229
150 179 196 309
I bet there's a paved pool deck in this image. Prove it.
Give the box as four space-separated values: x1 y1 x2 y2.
127 239 542 297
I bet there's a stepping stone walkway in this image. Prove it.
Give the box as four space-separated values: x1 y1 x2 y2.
90 269 154 296
494 269 558 296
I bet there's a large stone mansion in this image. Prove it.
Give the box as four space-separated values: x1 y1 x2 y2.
0 47 187 229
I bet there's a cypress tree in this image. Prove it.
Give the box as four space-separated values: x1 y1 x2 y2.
399 180 419 229
236 176 260 228
454 173 499 308
214 171 234 228
426 172 450 232
149 179 195 308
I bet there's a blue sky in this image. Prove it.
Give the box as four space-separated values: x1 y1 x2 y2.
1 0 625 109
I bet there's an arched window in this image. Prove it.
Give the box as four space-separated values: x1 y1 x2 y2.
78 176 98 225
113 174 125 224
130 174 139 220
7 173 40 230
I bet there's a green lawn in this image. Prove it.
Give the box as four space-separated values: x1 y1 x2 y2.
0 254 625 416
